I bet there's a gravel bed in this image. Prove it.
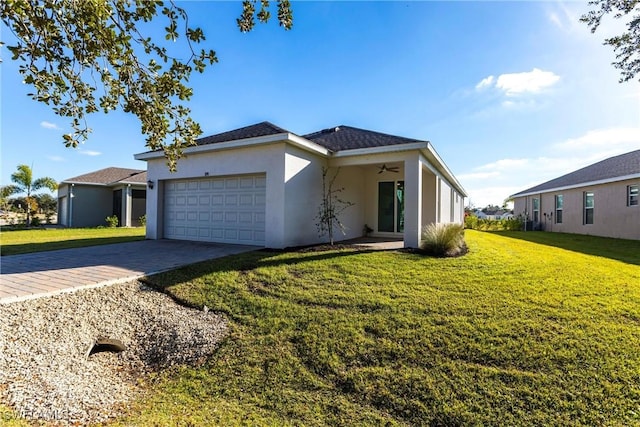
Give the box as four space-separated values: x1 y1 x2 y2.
0 281 228 425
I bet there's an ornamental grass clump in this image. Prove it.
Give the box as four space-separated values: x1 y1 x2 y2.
420 223 466 256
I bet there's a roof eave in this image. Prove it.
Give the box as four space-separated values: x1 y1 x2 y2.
60 180 147 187
134 132 329 160
421 144 468 198
331 141 428 157
510 173 640 198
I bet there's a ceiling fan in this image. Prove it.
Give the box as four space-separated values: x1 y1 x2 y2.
378 164 399 174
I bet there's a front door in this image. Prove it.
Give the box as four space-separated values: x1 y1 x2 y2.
378 181 404 233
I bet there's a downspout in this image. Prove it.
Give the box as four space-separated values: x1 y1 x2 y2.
69 184 74 228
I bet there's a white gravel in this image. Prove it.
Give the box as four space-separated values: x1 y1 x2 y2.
0 281 228 425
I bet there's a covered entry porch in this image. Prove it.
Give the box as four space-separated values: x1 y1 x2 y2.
329 149 464 248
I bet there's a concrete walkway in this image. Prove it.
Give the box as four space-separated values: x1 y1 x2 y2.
0 240 259 304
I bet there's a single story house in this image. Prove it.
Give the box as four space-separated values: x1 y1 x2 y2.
134 122 467 249
57 167 147 228
510 149 639 240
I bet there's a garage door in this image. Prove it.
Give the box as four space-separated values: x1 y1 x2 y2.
164 174 266 245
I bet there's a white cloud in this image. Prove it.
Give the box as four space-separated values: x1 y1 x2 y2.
47 155 66 162
547 3 581 34
40 121 61 130
553 127 640 153
458 127 640 208
457 171 500 181
475 75 495 90
475 158 530 172
495 68 560 96
78 149 102 156
474 69 560 104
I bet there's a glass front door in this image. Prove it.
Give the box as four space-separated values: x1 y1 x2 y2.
378 181 404 233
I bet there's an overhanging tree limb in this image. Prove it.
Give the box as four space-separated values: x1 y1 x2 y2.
0 0 293 171
581 0 640 82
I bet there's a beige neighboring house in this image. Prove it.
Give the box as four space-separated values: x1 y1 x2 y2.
511 150 640 240
57 167 147 228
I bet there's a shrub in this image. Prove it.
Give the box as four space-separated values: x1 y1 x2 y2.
464 215 478 230
465 216 523 231
139 214 147 227
105 215 119 228
30 216 42 227
420 223 466 256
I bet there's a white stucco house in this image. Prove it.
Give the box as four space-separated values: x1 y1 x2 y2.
134 122 467 249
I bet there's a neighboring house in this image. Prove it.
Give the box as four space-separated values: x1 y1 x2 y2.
499 211 515 220
474 210 488 219
134 122 467 248
57 167 147 228
510 150 640 240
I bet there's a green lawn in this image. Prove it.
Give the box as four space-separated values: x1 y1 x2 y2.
108 230 640 426
0 227 146 255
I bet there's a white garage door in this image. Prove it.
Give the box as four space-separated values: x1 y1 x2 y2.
164 174 266 245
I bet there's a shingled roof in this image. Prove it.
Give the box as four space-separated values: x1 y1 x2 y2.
304 125 424 152
191 122 426 152
512 149 640 197
196 121 290 146
63 167 147 185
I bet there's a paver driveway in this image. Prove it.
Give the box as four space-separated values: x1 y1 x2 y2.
0 240 258 304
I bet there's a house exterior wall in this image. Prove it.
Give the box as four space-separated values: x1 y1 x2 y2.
439 179 453 223
422 170 437 227
513 178 640 240
282 145 328 247
331 166 366 242
67 185 113 227
144 143 288 247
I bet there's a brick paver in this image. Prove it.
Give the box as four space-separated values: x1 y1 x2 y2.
0 240 258 304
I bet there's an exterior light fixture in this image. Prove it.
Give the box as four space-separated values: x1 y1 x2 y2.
147 180 154 190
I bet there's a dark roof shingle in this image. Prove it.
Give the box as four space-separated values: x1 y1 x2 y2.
63 167 147 185
512 149 640 196
303 125 425 152
196 121 290 146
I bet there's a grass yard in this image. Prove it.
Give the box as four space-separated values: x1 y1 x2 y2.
0 227 146 256
109 230 640 426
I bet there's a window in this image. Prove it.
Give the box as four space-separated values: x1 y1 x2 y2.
555 195 563 224
628 185 639 206
584 192 594 225
532 198 540 223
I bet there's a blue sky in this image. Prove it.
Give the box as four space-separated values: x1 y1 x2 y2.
2 1 639 208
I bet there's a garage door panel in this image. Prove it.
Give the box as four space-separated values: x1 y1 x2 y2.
164 174 266 245
238 212 252 223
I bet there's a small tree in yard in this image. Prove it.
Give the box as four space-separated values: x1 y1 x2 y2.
315 167 354 245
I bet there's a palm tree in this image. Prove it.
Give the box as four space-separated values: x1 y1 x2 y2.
8 164 58 226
